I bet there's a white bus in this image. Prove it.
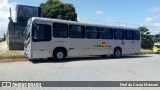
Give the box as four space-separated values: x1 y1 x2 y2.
153 34 160 53
24 17 141 60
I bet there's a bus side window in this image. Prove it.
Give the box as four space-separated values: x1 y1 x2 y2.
101 27 113 39
114 28 124 40
32 24 51 42
69 25 85 38
135 31 140 40
125 30 134 40
86 26 100 39
53 23 68 38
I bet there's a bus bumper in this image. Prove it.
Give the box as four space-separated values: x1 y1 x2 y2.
153 48 160 53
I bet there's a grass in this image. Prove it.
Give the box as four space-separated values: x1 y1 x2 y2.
140 49 157 54
0 55 26 60
129 50 156 55
0 51 26 60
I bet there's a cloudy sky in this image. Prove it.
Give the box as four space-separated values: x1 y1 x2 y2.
0 0 160 37
0 0 14 37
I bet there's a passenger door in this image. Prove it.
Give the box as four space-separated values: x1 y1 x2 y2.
85 26 101 55
133 30 141 53
113 28 125 54
68 24 85 56
123 30 135 54
31 22 53 58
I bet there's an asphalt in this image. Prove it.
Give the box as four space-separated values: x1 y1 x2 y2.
0 54 160 90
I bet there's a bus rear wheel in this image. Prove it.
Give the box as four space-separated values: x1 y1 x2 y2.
53 50 66 61
113 48 122 58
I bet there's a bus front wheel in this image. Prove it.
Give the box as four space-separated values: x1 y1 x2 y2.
53 49 66 61
113 48 122 58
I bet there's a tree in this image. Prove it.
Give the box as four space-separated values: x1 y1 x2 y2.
139 26 154 49
40 0 77 21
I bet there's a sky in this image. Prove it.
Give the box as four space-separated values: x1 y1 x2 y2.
0 0 160 37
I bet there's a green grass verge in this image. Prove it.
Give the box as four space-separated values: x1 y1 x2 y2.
0 55 26 60
130 50 156 55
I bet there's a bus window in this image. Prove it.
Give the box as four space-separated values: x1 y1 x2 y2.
53 23 68 38
32 24 51 42
69 25 85 38
125 30 134 40
114 29 124 40
135 31 140 40
101 27 113 39
86 26 100 39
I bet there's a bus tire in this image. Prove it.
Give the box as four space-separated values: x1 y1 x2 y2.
53 49 66 61
113 48 122 58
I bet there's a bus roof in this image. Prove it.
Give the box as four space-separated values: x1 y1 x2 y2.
30 17 139 30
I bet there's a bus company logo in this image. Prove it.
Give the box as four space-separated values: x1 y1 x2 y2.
94 42 111 47
2 82 12 87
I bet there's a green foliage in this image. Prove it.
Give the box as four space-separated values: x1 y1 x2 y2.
40 0 77 21
139 26 154 49
0 55 26 60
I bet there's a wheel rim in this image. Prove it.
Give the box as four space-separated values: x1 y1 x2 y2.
57 52 64 59
115 49 121 57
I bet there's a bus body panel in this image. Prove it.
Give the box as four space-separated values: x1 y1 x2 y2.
122 40 141 54
68 38 85 56
24 42 32 59
153 44 160 53
31 41 53 59
24 17 141 59
85 39 101 55
133 40 141 53
122 40 132 54
24 19 32 59
153 34 160 53
100 40 113 55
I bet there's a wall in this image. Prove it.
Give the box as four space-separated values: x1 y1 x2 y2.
7 4 43 50
7 22 26 50
16 5 43 23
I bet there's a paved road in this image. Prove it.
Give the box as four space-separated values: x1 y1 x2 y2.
0 54 160 90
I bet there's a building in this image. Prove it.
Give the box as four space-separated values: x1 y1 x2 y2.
7 4 43 50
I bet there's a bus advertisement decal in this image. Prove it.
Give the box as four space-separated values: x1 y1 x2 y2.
94 42 111 48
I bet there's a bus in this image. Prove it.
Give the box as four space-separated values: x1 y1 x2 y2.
24 17 141 60
153 34 160 53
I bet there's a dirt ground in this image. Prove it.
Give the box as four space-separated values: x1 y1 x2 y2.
0 41 8 52
0 41 24 56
